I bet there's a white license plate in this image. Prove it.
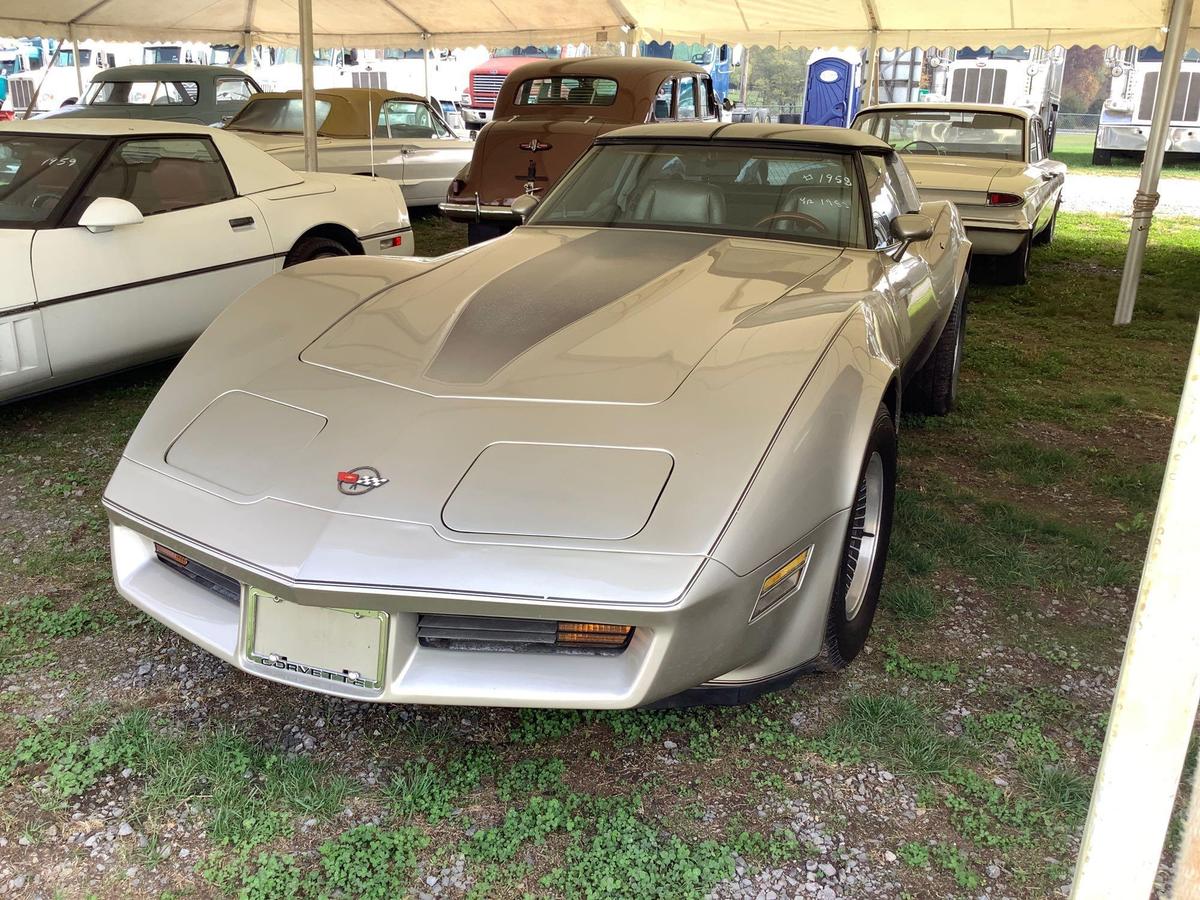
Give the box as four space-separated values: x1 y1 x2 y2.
244 588 388 691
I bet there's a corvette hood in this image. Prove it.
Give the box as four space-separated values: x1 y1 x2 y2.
902 155 1029 194
301 226 841 405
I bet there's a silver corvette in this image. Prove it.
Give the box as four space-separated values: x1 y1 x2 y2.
103 123 971 708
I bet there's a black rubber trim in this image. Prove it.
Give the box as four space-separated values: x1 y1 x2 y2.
5 252 287 316
644 662 811 708
359 226 414 241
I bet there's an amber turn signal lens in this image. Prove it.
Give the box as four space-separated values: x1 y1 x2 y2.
154 543 189 568
556 622 634 646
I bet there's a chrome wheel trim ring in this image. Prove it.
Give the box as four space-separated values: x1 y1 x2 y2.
843 451 885 621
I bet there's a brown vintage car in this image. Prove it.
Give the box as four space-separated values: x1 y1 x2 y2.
439 56 721 242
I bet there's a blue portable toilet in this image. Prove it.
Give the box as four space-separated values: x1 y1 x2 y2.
802 48 866 127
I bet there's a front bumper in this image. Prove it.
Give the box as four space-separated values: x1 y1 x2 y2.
461 107 491 126
1097 124 1200 155
104 465 846 708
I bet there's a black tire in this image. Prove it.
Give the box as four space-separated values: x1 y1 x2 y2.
803 404 898 673
995 232 1032 285
283 235 350 268
1092 147 1112 166
905 286 966 416
1033 199 1059 246
467 221 513 245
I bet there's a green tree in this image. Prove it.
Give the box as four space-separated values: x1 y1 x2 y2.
1060 45 1109 115
744 47 811 113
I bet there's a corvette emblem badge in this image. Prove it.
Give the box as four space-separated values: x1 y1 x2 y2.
337 466 389 495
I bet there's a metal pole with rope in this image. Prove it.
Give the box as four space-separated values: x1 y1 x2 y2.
1113 0 1194 325
21 36 65 119
68 25 82 99
1069 316 1200 898
298 0 318 172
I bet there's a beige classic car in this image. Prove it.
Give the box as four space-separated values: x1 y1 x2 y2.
852 103 1065 284
104 123 971 708
225 88 474 207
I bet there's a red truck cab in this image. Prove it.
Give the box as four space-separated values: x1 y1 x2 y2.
460 55 542 132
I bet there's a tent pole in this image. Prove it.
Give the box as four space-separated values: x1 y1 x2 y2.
866 30 879 106
298 0 318 172
1113 0 1193 325
22 36 65 119
422 34 430 98
1173 764 1200 898
68 25 82 98
1069 314 1200 899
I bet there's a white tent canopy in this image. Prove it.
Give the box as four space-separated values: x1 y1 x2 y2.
0 0 1197 50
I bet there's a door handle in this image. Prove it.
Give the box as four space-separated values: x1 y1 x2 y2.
229 216 255 229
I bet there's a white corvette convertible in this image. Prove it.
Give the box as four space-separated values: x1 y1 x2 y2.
0 119 411 403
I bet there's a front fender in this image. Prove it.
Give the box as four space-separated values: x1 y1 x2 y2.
711 304 897 577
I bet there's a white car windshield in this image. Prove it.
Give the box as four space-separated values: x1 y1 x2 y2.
0 135 107 228
855 110 1025 161
528 142 865 248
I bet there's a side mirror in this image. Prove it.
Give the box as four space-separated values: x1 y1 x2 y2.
79 197 144 234
510 193 540 224
889 213 934 259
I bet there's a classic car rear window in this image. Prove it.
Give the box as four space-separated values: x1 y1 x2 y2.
85 80 199 106
529 142 865 248
854 109 1025 161
0 135 107 228
225 98 333 133
514 76 618 106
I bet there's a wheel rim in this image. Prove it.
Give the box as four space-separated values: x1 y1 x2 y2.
843 451 885 621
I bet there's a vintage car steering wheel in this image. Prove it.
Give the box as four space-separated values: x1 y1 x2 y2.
900 140 944 155
754 210 828 233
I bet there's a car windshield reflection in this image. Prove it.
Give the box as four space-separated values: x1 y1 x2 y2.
855 110 1025 161
528 142 864 248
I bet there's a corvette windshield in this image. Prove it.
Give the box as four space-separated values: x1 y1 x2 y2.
528 142 864 248
0 135 107 229
855 110 1025 161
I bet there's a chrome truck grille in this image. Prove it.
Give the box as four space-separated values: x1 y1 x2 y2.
470 73 507 105
1138 70 1200 123
949 68 1008 105
10 77 34 112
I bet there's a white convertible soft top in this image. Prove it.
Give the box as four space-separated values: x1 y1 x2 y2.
0 119 303 197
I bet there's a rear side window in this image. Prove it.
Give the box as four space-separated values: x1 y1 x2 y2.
78 138 234 217
215 78 257 103
514 76 618 106
677 77 696 119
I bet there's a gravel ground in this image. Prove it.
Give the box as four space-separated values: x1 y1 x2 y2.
1062 172 1200 216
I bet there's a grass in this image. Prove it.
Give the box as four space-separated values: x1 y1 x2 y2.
1052 130 1200 179
0 210 1196 897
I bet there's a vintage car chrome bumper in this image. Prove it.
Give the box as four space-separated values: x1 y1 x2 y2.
958 221 1029 256
439 200 518 223
1097 124 1200 155
103 464 847 708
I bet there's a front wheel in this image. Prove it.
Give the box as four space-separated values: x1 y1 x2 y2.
905 286 966 416
804 404 897 672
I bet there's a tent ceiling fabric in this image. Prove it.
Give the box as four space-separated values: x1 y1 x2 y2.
0 0 1195 48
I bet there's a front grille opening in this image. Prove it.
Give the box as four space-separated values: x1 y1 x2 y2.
154 543 240 604
417 614 633 655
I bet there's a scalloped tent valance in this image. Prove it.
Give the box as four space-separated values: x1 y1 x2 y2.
0 0 1196 50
